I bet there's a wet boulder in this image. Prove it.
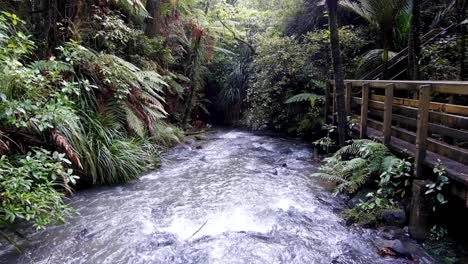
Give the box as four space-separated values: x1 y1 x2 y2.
281 148 293 155
380 208 407 227
195 135 206 141
185 139 196 145
375 239 413 260
379 226 407 240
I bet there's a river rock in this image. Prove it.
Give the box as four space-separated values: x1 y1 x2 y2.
380 226 407 240
281 148 293 155
374 239 412 260
185 139 195 145
380 208 407 227
195 135 206 141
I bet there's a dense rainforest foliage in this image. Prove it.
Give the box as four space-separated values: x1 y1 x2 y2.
0 0 466 253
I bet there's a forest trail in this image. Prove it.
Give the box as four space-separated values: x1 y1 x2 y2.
0 130 433 263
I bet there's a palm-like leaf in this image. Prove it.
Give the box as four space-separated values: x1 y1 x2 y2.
340 0 412 65
340 0 410 29
285 93 322 108
111 0 149 18
356 49 397 78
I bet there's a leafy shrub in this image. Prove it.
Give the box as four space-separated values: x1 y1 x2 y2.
420 36 460 81
425 160 450 211
54 43 183 184
81 7 173 65
0 4 185 249
244 26 366 133
0 148 77 247
1 12 183 188
244 34 322 130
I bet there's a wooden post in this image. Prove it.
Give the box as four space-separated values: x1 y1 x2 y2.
360 83 369 139
325 81 331 123
409 180 432 241
383 84 394 145
414 84 432 178
345 82 352 115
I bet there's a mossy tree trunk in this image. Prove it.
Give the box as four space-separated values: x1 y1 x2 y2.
145 0 164 37
326 0 347 146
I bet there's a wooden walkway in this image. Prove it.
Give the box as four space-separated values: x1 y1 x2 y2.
326 80 468 205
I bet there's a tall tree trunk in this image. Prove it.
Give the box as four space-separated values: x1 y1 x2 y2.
145 0 163 37
458 0 467 81
408 0 420 80
204 0 211 14
182 85 196 129
460 25 466 81
72 0 84 38
326 0 347 146
381 26 394 80
182 35 203 129
46 0 59 55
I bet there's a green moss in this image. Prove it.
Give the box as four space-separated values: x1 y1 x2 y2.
423 239 460 264
344 207 379 227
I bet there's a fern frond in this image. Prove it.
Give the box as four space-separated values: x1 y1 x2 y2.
285 93 322 108
314 139 399 194
144 106 166 120
29 60 74 73
311 172 348 183
111 0 149 19
124 106 146 138
101 54 141 72
164 77 185 96
381 155 401 172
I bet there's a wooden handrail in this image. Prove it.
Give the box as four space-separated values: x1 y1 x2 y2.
330 80 468 95
362 24 455 80
370 95 468 116
326 79 468 184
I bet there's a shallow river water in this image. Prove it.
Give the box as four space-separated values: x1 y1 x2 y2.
0 130 435 264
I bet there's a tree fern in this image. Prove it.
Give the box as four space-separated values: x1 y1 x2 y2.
124 105 146 138
63 43 169 137
285 93 322 108
29 60 74 73
111 0 149 19
312 140 398 194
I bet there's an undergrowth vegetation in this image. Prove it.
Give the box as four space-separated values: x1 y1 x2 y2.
244 27 366 134
313 140 398 194
0 6 187 246
313 140 413 226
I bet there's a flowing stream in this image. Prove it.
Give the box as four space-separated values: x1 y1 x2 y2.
0 130 434 264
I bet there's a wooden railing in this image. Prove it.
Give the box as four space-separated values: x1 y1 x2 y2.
361 25 455 80
326 80 468 185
